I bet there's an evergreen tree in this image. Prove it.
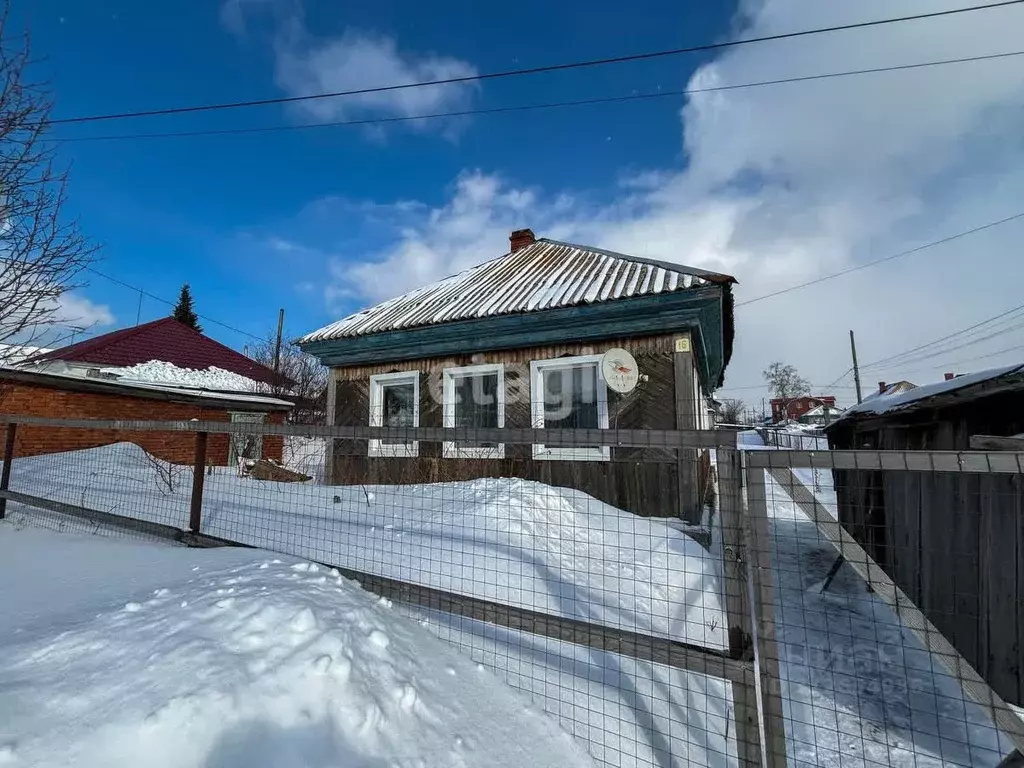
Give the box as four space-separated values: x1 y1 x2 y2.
172 283 202 332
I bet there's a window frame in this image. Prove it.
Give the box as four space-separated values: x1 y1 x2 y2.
442 363 506 459
529 354 610 461
368 370 420 458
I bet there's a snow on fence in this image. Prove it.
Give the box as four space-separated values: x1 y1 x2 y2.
1 416 1023 767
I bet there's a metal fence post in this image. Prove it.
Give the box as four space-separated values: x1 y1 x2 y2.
0 422 16 519
189 432 208 534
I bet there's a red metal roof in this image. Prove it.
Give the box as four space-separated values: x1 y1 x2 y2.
25 317 289 388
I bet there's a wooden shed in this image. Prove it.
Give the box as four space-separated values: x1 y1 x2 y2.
300 229 736 522
825 364 1024 706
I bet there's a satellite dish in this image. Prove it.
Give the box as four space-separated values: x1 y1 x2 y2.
601 348 639 394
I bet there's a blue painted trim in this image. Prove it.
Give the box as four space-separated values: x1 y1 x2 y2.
301 288 726 391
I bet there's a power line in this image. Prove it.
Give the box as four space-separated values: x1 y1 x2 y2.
45 0 1024 127
857 302 1024 370
737 210 1024 307
864 318 1024 369
891 342 1024 375
85 266 264 342
51 50 1024 144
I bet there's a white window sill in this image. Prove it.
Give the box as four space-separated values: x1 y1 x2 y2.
532 446 610 462
443 443 505 460
368 440 419 458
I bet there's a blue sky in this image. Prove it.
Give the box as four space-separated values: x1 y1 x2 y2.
22 0 734 346
15 1 1024 406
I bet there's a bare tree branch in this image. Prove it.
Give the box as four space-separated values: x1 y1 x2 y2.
248 331 328 424
717 398 746 425
762 362 811 422
0 7 98 366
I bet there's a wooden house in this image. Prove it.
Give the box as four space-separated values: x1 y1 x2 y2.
299 229 735 521
825 363 1024 706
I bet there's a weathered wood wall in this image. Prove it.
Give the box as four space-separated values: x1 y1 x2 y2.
828 392 1024 706
329 334 711 519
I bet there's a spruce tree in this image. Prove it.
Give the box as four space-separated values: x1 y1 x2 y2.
172 283 202 332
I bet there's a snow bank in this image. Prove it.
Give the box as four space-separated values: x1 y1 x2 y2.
5 442 725 649
0 525 594 768
283 436 326 482
3 443 732 767
102 359 262 392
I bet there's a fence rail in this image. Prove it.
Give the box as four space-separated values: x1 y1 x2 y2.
2 415 1023 766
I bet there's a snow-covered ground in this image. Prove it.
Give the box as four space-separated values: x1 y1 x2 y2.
3 442 1020 766
0 525 594 768
283 435 327 483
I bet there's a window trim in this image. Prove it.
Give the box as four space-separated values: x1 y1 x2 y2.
530 354 609 461
368 370 420 458
442 363 505 459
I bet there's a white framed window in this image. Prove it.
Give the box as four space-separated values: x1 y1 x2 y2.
369 371 419 457
530 354 609 461
442 363 505 459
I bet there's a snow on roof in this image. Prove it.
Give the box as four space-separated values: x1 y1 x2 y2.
801 403 845 418
4 367 293 409
300 238 735 343
102 360 262 393
841 363 1024 417
25 317 290 388
0 343 52 365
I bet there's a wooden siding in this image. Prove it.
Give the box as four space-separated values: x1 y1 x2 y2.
827 390 1024 707
330 336 711 520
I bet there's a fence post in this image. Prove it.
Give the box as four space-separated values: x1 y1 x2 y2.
189 432 208 534
716 446 763 766
0 422 16 519
743 458 788 767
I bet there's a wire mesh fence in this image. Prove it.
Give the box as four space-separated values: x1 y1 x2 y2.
1 416 1023 767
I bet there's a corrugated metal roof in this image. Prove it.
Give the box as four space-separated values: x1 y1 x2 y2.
301 238 735 343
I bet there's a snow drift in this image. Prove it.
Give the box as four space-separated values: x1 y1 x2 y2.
0 526 594 768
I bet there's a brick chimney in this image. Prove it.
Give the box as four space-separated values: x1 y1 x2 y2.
878 381 887 394
944 372 955 381
509 228 536 253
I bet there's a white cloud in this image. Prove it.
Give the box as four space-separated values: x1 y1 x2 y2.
298 0 1024 402
222 0 478 131
52 292 115 330
274 30 478 127
226 3 475 132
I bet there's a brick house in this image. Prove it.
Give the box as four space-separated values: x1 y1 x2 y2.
0 368 290 464
770 395 837 423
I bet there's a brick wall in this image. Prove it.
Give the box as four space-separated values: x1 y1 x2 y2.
0 380 284 465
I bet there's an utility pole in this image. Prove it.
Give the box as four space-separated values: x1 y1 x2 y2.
273 308 285 376
849 329 863 404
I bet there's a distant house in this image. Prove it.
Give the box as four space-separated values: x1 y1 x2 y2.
797 402 845 426
866 380 917 400
300 229 736 521
770 395 837 423
825 363 1024 707
4 317 294 465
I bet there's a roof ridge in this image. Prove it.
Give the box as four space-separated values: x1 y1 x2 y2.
23 316 176 364
537 238 736 283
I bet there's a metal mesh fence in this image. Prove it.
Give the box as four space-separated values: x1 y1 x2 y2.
2 416 1023 767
